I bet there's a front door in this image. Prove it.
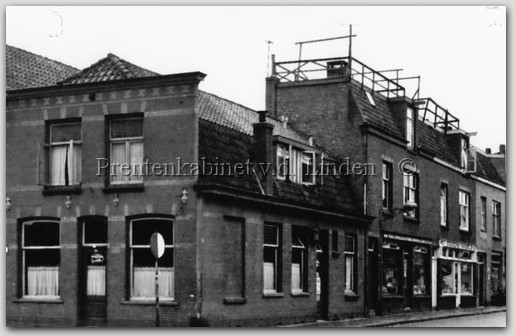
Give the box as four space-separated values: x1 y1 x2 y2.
79 217 108 326
315 230 329 320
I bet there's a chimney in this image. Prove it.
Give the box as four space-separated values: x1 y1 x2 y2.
499 144 505 154
253 111 275 195
486 148 491 154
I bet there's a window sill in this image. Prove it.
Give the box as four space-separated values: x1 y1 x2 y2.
291 291 310 297
403 215 420 224
120 299 178 306
344 291 359 301
262 292 284 298
103 184 145 194
493 236 502 241
223 297 247 305
440 224 449 230
42 184 82 196
14 298 63 304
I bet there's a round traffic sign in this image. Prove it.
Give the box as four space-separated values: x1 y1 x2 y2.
150 232 165 259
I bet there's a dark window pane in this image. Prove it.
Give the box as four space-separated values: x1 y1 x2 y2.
264 246 276 263
24 221 60 247
345 236 355 253
133 247 173 267
50 123 81 142
264 225 278 245
132 219 173 245
292 248 303 264
25 249 60 267
111 118 143 138
84 219 107 245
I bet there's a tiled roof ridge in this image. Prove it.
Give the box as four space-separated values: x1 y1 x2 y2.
60 55 109 83
7 44 80 72
109 53 160 77
107 53 134 78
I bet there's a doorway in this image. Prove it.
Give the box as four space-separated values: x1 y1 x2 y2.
79 217 108 326
315 230 329 320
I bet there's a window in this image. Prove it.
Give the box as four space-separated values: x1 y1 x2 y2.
440 260 456 295
413 246 428 295
460 138 468 169
129 217 174 300
382 244 400 295
301 152 315 184
406 107 415 149
480 197 487 232
21 220 60 298
492 201 501 238
291 227 308 293
109 117 144 184
459 190 470 231
331 230 339 253
344 235 356 293
48 122 82 186
263 224 281 293
82 218 107 296
460 263 473 295
223 217 245 299
403 173 418 218
382 162 393 211
276 145 289 180
440 183 448 227
491 254 502 294
365 91 376 106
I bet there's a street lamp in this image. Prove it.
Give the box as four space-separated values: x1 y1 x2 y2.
376 201 418 316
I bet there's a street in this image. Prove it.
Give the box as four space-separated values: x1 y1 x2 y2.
391 311 506 327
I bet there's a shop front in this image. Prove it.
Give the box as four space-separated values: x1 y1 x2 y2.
379 233 432 314
435 239 478 309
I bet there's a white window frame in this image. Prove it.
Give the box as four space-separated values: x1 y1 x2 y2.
49 122 82 186
382 162 392 211
492 201 501 238
480 197 487 232
406 107 415 149
460 138 468 169
301 151 315 185
291 233 306 294
459 190 470 231
403 173 418 218
109 118 144 185
344 235 356 293
276 145 289 180
440 183 448 227
129 217 174 300
21 220 61 299
263 224 280 294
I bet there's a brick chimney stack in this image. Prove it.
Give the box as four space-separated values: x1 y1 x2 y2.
499 144 505 154
486 148 491 154
253 111 275 195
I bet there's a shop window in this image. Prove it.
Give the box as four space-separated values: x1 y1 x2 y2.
109 117 144 184
382 244 400 295
21 220 61 298
291 227 308 293
460 263 473 295
129 217 174 300
440 260 456 295
492 201 501 238
413 246 428 295
382 162 393 211
459 190 470 231
263 224 282 293
344 235 357 293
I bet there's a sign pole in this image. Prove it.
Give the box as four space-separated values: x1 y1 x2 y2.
155 258 160 327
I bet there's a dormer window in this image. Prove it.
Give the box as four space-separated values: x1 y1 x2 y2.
276 145 316 185
406 107 415 149
460 138 468 169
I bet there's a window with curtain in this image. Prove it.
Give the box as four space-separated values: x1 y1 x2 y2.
460 263 473 295
344 235 356 293
49 122 81 186
263 224 281 293
130 218 174 300
413 246 428 295
382 162 392 211
22 220 60 298
480 197 487 232
83 218 108 296
382 245 400 295
403 173 418 218
459 190 470 231
110 117 143 184
440 183 448 227
291 227 307 293
492 201 501 238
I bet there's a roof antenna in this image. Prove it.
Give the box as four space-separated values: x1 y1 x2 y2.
266 40 273 77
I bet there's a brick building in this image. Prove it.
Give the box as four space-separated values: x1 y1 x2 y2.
265 54 506 313
6 47 372 327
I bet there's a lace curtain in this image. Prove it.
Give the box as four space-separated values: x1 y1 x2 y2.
27 266 59 296
133 267 174 298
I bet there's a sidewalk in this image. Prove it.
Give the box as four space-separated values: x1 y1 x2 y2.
284 305 506 327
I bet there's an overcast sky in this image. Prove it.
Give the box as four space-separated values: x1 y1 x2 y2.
6 6 506 151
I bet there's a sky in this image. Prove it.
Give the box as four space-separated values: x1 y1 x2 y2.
5 6 506 152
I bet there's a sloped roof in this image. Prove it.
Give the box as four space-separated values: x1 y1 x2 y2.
198 91 310 144
6 45 79 90
416 120 461 167
475 151 505 186
198 119 363 215
59 53 159 85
